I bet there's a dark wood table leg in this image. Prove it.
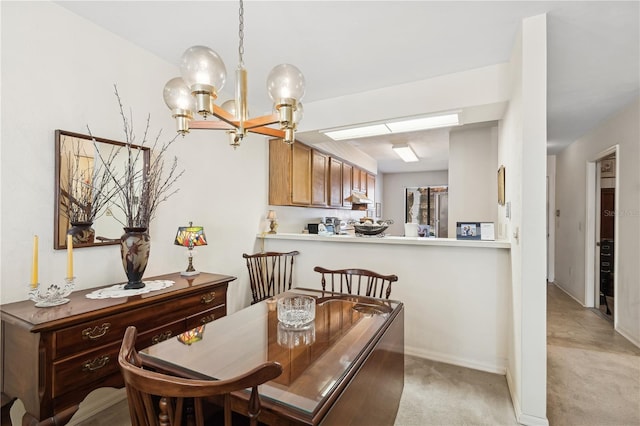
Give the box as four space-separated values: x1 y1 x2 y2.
21 405 78 426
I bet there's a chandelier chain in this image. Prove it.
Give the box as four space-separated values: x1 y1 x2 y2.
238 0 245 67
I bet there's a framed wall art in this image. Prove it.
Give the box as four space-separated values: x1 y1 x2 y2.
497 165 505 206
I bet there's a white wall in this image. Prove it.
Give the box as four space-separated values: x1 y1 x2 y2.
555 98 640 346
498 14 548 426
0 2 268 312
382 171 448 235
448 125 499 237
263 237 511 374
547 156 556 282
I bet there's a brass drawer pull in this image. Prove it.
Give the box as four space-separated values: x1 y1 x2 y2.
200 314 216 324
200 292 216 304
152 331 173 344
82 355 110 372
82 323 111 341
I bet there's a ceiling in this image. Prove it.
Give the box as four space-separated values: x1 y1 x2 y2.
55 1 639 173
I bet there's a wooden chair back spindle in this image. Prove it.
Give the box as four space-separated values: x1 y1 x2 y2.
243 251 299 304
313 266 399 299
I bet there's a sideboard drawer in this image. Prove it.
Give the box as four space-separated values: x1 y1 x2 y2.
137 319 186 349
186 304 227 329
52 342 121 398
53 287 226 359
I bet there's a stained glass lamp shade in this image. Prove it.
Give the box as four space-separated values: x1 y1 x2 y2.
174 222 207 276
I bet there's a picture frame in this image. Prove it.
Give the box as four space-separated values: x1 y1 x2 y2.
497 165 506 206
375 202 382 218
456 222 481 240
456 222 495 241
600 158 615 178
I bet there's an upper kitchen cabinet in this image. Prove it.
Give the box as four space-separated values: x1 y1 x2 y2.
311 150 328 206
328 157 343 207
366 173 376 204
269 139 311 206
269 139 376 209
342 163 353 208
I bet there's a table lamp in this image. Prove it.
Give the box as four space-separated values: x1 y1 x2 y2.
174 222 207 276
267 210 278 234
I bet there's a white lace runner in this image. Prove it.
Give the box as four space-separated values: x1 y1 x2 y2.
86 280 174 299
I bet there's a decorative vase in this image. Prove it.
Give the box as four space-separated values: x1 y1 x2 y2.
120 227 150 290
68 221 95 245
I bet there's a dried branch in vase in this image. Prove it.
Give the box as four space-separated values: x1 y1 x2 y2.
59 135 120 224
89 85 184 230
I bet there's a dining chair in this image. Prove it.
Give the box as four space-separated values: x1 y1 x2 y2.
118 326 282 426
313 266 399 299
242 251 300 304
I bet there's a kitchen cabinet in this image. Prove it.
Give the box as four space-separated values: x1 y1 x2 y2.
269 139 311 206
269 139 376 209
342 163 353 208
311 150 328 206
328 157 343 207
366 173 376 204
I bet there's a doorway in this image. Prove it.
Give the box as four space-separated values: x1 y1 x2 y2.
586 147 618 324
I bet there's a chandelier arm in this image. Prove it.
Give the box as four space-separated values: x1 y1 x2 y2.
247 127 286 138
243 114 281 129
212 104 238 125
190 121 236 130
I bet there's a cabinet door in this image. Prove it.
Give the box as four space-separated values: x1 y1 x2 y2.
269 139 293 206
366 173 376 204
328 158 343 207
360 169 368 193
342 163 353 208
352 166 361 192
292 143 312 205
311 150 328 206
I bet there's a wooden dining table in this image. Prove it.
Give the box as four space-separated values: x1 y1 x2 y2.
141 288 405 426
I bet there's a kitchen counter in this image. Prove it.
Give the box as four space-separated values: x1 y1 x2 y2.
258 232 510 249
257 231 511 375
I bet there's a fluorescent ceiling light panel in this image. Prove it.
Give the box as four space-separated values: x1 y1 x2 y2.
392 144 419 162
386 113 459 133
322 112 459 141
323 124 390 140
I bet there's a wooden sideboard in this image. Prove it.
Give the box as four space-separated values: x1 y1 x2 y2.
0 272 235 426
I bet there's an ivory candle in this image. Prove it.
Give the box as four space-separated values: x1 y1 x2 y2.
67 234 74 280
31 235 38 288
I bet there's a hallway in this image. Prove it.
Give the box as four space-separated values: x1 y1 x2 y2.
547 283 640 425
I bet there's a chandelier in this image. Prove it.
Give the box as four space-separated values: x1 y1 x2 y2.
162 0 306 148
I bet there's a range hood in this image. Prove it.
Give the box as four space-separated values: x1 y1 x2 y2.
345 191 373 205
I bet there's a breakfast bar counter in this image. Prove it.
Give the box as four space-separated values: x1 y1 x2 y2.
257 232 511 375
259 232 510 248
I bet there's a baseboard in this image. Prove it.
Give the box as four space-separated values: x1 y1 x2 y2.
405 345 506 375
67 388 127 425
615 324 640 349
505 368 549 426
551 281 586 306
505 368 521 422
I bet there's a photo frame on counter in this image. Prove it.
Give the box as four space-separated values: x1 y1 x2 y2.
456 222 495 241
375 202 382 218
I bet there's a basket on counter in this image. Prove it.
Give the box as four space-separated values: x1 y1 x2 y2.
352 219 393 236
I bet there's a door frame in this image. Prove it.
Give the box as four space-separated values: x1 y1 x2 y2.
585 145 619 324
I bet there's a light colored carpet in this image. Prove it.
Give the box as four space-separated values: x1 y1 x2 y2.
547 283 640 426
10 284 639 425
394 356 517 426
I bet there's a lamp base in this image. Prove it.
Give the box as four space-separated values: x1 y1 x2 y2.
180 270 200 277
